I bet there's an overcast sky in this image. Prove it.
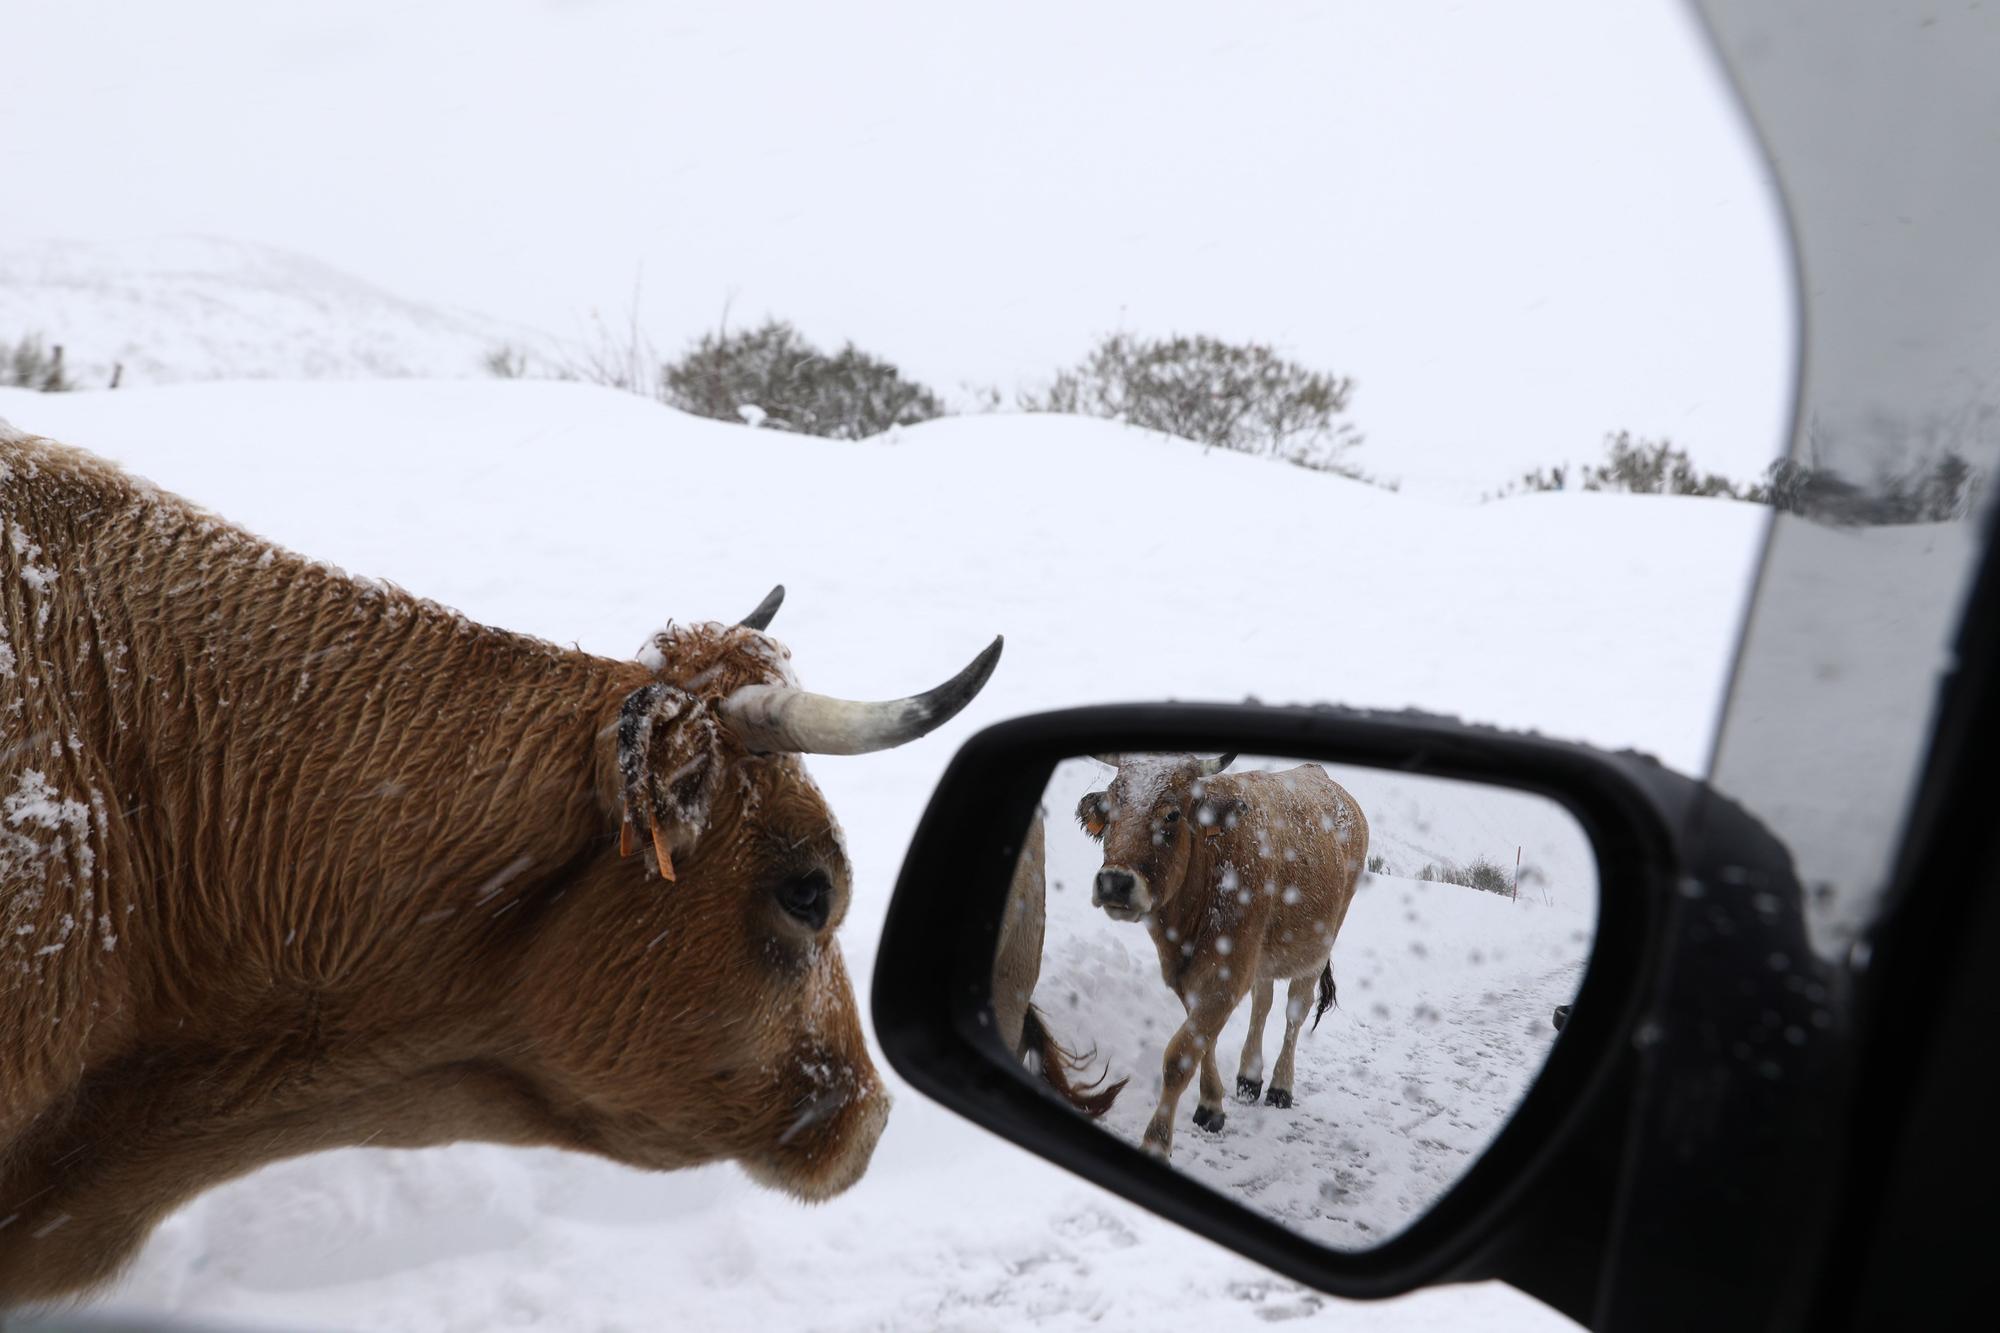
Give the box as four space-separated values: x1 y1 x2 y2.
4 0 1795 494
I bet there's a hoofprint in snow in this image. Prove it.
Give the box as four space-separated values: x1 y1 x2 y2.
1034 757 1593 1249
0 379 1764 1331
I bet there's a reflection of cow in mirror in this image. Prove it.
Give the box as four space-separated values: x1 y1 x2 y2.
992 816 1127 1118
1080 754 1368 1157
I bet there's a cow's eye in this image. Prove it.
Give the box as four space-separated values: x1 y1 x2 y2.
1163 809 1180 823
775 872 832 931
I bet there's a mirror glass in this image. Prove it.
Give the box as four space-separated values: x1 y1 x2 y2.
991 751 1598 1250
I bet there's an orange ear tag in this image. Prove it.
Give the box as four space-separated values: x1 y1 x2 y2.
650 826 677 882
1085 818 1106 837
619 818 638 858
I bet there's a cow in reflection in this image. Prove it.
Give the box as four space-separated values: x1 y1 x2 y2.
991 817 1126 1118
1079 754 1368 1157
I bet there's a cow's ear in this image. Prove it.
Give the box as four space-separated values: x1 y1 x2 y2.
1075 791 1110 841
615 684 725 883
1196 797 1247 837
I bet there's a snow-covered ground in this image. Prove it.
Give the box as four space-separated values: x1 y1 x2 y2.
0 238 555 389
1033 757 1595 1248
0 379 1765 1330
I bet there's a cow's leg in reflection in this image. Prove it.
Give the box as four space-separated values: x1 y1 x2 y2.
1234 978 1275 1103
1264 974 1318 1109
1146 995 1236 1157
1195 1032 1228 1132
1175 989 1232 1136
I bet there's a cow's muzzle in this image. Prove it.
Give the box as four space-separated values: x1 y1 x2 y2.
1092 867 1150 920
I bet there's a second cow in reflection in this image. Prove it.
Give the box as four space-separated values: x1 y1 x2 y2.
993 817 1128 1118
1080 754 1369 1157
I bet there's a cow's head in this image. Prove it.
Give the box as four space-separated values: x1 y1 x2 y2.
1078 752 1241 922
515 587 1000 1203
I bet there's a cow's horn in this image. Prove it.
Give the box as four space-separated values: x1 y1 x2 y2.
719 636 1003 755
737 584 785 631
1197 752 1237 776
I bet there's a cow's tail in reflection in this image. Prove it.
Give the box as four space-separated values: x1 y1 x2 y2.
1312 961 1337 1032
1021 1005 1128 1119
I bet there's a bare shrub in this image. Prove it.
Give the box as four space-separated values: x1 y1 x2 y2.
1021 332 1367 477
1415 856 1514 897
484 344 531 379
662 319 944 440
3 335 73 392
1495 420 1990 524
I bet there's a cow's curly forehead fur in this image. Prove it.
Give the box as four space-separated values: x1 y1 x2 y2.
623 619 849 866
644 619 800 697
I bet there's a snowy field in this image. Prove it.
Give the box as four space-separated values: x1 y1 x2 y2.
0 379 1766 1331
1032 757 1595 1248
0 238 551 390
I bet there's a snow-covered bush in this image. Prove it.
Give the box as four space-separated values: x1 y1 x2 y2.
484 344 532 379
661 319 944 440
1021 332 1363 475
1416 856 1514 897
1491 428 1989 523
3 334 74 392
1494 433 1746 501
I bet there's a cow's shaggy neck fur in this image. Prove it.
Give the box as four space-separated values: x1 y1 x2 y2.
0 437 783 1297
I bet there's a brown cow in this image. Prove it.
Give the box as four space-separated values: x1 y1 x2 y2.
990 816 1125 1118
0 431 999 1302
1078 753 1367 1157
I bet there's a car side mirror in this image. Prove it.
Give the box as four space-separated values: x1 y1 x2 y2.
872 702 1687 1303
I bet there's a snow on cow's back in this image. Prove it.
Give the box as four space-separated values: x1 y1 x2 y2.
1217 764 1368 864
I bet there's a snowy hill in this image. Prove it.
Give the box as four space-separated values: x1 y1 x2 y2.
0 381 1770 1331
0 237 553 388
